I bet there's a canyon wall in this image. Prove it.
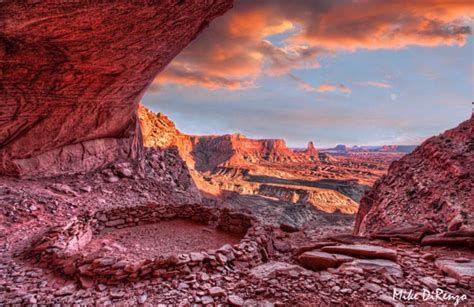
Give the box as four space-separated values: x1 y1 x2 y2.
190 134 302 172
139 106 321 173
0 0 233 177
355 116 473 235
138 106 361 213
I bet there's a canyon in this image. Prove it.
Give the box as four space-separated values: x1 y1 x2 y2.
0 1 473 305
139 105 406 219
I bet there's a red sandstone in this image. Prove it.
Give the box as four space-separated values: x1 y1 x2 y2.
0 1 233 177
355 116 473 235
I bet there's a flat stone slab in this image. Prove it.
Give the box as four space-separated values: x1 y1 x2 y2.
293 241 336 256
371 223 434 243
321 244 397 261
299 251 354 271
421 233 474 247
249 261 308 280
339 259 403 279
435 258 474 282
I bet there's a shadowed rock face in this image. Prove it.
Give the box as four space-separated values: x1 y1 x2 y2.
0 0 233 177
355 116 473 235
139 106 322 173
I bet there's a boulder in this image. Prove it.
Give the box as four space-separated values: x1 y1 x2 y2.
435 258 474 282
370 223 435 243
293 241 337 256
208 287 226 297
249 261 308 280
321 244 398 261
298 251 338 270
298 251 354 271
227 295 245 306
421 231 474 247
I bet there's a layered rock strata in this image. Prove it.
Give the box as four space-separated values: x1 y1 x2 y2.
0 1 233 177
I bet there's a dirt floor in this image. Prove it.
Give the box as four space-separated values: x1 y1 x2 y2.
82 220 243 261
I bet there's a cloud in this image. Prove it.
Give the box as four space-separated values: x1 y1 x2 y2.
356 81 392 88
318 83 352 94
153 0 473 90
287 1 473 50
155 64 255 90
289 73 352 94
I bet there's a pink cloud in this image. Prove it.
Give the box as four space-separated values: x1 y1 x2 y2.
154 0 473 90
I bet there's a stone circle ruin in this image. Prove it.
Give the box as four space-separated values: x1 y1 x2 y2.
23 203 272 287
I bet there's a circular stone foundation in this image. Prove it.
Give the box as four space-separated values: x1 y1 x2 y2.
82 219 244 262
23 203 271 286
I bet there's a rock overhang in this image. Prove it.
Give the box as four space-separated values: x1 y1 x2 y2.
0 0 234 177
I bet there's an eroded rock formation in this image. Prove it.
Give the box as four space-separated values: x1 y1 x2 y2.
355 116 473 235
190 134 310 172
0 0 233 177
139 105 182 149
138 106 361 214
302 141 319 159
139 107 323 172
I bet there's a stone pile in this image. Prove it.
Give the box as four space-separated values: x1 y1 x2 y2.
23 203 272 287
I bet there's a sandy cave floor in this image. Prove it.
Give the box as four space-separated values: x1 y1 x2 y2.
81 219 244 261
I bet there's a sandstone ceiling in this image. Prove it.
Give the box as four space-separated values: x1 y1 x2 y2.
0 0 233 177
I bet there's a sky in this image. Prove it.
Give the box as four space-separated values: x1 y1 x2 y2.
143 0 474 148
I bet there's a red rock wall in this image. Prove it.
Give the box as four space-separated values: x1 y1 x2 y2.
0 0 233 177
139 105 182 149
190 134 314 171
354 116 473 235
138 106 322 174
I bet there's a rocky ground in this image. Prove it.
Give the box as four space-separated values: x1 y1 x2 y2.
1 157 472 305
2 1 471 305
1 113 472 306
1 212 472 305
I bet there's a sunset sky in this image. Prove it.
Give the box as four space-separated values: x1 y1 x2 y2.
143 0 474 147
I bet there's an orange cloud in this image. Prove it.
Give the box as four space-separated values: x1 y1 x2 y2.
357 81 392 88
154 64 255 90
317 83 352 94
288 0 473 50
289 74 351 94
153 0 473 90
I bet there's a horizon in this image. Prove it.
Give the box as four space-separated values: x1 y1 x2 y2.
142 100 472 148
143 106 427 148
143 0 473 148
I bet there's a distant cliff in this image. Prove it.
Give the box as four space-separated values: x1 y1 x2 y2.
138 106 320 173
